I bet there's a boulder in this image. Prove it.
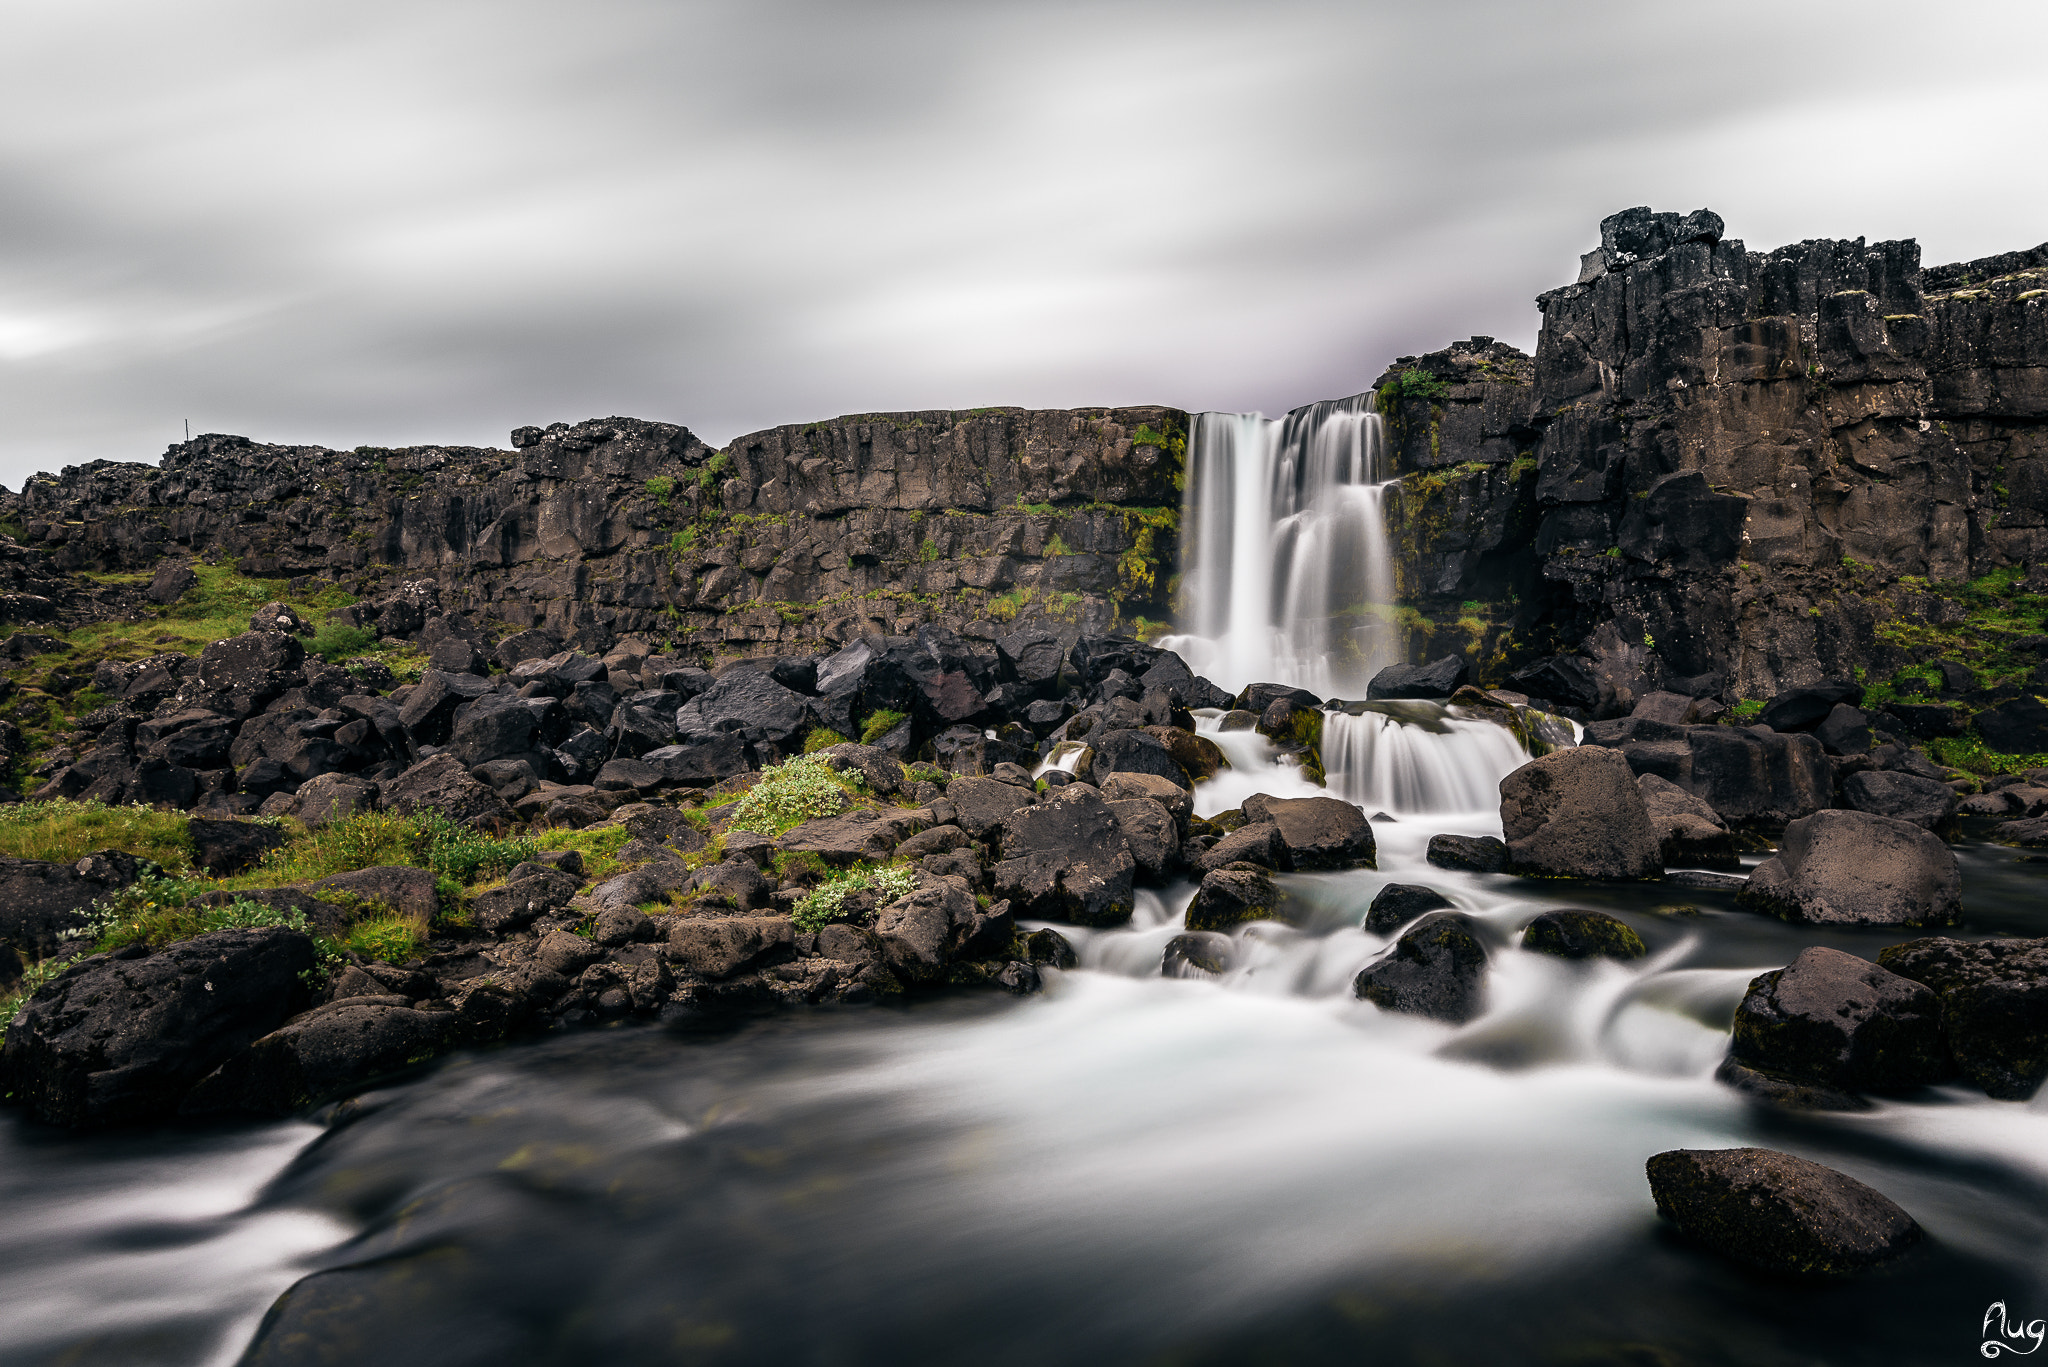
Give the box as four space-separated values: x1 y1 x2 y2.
1195 821 1283 873
183 1000 456 1117
1813 704 1872 757
1366 656 1469 700
1737 810 1961 927
1645 1148 1921 1277
1353 912 1488 1024
674 669 814 758
197 631 306 706
470 865 582 934
294 773 378 830
995 629 1067 696
1162 931 1234 976
1236 683 1322 713
0 851 142 959
1877 936 2048 1099
944 775 1036 840
145 561 196 605
1840 770 1958 832
1759 682 1863 733
186 817 290 876
1098 770 1194 833
302 865 441 919
1520 910 1646 961
1183 862 1293 932
1364 883 1453 936
775 808 924 867
0 928 316 1128
1637 772 1739 870
1499 746 1660 879
991 784 1136 927
1242 793 1375 871
1726 946 1950 1093
663 915 795 979
1425 834 1507 872
378 753 516 831
446 695 541 768
688 858 773 911
640 736 751 787
1144 725 1227 782
1088 729 1192 788
1977 696 2048 754
1106 798 1179 881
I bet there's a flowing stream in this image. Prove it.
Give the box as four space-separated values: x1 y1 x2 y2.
7 399 2048 1364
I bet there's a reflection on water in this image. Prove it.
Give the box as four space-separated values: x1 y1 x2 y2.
3 724 2047 1365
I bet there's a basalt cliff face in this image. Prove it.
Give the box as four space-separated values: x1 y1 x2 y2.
1374 207 2048 712
3 407 1186 655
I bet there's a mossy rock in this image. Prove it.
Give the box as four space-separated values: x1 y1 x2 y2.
1520 909 1647 961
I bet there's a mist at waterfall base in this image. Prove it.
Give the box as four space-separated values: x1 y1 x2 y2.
7 416 2048 1366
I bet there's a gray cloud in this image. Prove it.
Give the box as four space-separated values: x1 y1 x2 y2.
3 0 2044 488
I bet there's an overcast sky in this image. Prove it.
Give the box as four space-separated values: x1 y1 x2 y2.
3 0 2044 488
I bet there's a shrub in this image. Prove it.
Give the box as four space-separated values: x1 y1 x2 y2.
727 756 860 836
523 822 633 879
1729 699 1766 721
0 954 80 1038
247 809 537 887
792 863 920 933
308 623 379 662
0 799 195 867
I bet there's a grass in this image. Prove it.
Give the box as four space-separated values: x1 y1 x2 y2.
1043 532 1074 558
1 955 83 1036
0 799 199 867
237 808 539 889
1729 699 1766 721
339 912 429 964
525 823 634 879
860 709 908 744
1927 733 2048 777
804 727 850 753
727 755 863 837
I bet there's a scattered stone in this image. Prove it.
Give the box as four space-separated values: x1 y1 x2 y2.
1183 862 1292 932
1645 1148 1921 1277
1366 656 1469 700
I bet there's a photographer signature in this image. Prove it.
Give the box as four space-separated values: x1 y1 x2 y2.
1984 1303 2047 1358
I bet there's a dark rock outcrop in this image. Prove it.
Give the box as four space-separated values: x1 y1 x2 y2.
1877 936 2048 1099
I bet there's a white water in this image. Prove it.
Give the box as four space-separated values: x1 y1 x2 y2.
1322 703 1533 817
1159 393 1398 698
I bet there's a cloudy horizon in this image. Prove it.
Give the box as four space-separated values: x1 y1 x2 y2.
4 0 2045 487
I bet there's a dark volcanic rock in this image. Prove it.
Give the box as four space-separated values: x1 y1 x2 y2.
1499 746 1660 879
1759 682 1863 733
992 784 1136 927
1183 862 1291 933
1878 936 2048 1099
1726 946 1951 1094
1520 910 1647 961
1738 810 1961 927
674 669 815 760
1646 1147 1921 1277
1364 883 1454 936
1637 772 1739 870
1366 656 1468 700
187 818 291 876
0 851 142 958
1841 769 1958 832
1425 834 1507 872
378 753 517 831
185 1000 457 1117
1241 793 1376 871
0 928 316 1128
1977 696 2048 754
1088 728 1191 789
1353 912 1488 1024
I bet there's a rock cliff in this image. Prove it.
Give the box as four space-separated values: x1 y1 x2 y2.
1373 207 2048 713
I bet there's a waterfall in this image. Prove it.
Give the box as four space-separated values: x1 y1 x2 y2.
1159 392 1398 699
1320 704 1534 817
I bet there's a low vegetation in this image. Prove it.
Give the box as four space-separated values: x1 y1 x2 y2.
792 863 919 934
726 755 863 836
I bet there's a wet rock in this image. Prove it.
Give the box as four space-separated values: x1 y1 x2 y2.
991 784 1135 927
1353 912 1488 1024
1144 725 1226 782
1099 770 1194 833
1163 931 1233 977
1878 936 2048 1099
378 753 516 831
1425 834 1507 872
1841 770 1958 832
664 915 795 979
1726 946 1950 1094
1520 910 1647 961
0 928 316 1128
1236 683 1322 713
1024 927 1077 968
874 880 982 978
1499 745 1661 879
0 851 142 958
183 1000 456 1117
1646 1147 1921 1277
1364 883 1453 936
1242 793 1376 871
1637 772 1739 871
1366 656 1469 700
1738 810 1961 926
1196 821 1283 874
1183 862 1292 932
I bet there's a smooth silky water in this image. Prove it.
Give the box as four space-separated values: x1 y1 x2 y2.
5 715 2046 1367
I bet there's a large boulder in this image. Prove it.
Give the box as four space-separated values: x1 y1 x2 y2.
197 631 306 708
1183 862 1292 932
0 928 316 1128
1877 936 2048 1099
1241 793 1376 871
663 915 795 979
183 1000 457 1117
1144 725 1227 782
1840 770 1958 832
1759 681 1863 733
0 851 142 959
1637 773 1739 870
1646 1148 1921 1277
1425 834 1506 872
1725 946 1950 1096
1737 810 1961 927
470 864 582 934
446 694 542 768
1498 746 1661 879
1366 656 1468 700
944 775 1036 840
1099 770 1194 833
1582 718 1831 833
991 785 1136 927
1353 912 1488 1024
775 808 925 867
673 669 815 760
1106 798 1179 881
187 818 290 876
378 753 517 831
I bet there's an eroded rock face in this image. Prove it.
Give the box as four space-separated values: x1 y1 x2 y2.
1498 746 1660 880
1646 1147 1922 1277
0 928 316 1128
1738 810 1961 926
1726 946 1951 1094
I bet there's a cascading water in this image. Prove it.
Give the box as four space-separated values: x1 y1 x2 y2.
1320 703 1534 817
1159 392 1398 698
